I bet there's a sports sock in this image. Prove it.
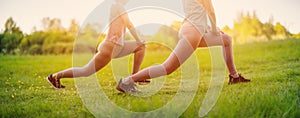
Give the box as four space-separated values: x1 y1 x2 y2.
231 73 239 78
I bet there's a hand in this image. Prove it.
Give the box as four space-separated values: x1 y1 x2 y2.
205 31 222 40
211 30 221 36
212 27 221 36
216 27 225 34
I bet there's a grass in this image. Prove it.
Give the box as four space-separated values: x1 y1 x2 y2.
0 39 299 117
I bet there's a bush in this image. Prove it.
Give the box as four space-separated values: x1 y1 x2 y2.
28 44 42 55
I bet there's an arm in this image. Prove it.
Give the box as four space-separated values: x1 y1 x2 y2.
196 0 218 33
118 5 145 44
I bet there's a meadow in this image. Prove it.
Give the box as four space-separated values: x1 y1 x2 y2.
0 39 299 117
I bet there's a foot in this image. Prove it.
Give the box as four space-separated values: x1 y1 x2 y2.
46 74 65 89
116 78 137 93
228 73 250 85
137 79 151 85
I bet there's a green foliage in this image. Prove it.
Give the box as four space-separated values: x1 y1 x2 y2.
273 22 291 39
292 32 300 39
4 17 22 34
18 18 80 55
0 17 23 54
1 15 299 55
151 25 178 49
74 23 101 53
43 32 74 54
19 31 46 54
223 11 294 44
42 17 64 32
0 32 23 54
262 22 275 40
68 19 80 37
0 17 79 55
20 30 74 55
28 44 42 55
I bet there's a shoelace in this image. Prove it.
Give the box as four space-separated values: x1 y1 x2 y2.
123 82 137 92
52 75 60 87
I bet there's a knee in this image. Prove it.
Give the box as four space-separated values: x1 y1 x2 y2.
222 34 232 47
134 44 145 53
97 50 112 59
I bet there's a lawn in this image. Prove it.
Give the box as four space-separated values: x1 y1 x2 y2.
0 39 299 117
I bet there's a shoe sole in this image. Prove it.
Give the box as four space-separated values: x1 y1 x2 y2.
228 81 251 85
116 86 139 93
46 77 59 89
116 86 125 93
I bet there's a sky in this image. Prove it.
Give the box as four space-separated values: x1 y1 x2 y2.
0 0 299 35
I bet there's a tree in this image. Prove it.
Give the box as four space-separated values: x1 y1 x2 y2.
42 17 64 32
19 17 77 55
273 22 290 39
74 23 101 53
68 19 80 37
152 24 178 49
262 22 275 40
292 32 300 39
171 21 182 32
222 11 292 44
0 17 23 54
20 31 47 54
251 12 263 37
4 17 22 34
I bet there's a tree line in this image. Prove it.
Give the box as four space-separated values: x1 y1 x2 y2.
222 11 300 44
0 17 102 55
0 12 299 55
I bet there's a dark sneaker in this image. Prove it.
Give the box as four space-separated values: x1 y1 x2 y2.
228 73 251 85
46 74 65 89
116 79 137 93
137 79 151 85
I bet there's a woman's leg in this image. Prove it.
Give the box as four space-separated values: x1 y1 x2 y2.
112 41 146 74
198 32 250 84
198 32 237 76
126 26 203 82
53 41 115 79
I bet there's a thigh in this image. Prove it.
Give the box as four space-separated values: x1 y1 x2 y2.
112 41 142 58
198 32 224 47
178 26 203 50
84 41 114 72
164 26 203 67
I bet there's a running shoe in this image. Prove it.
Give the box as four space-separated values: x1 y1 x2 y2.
228 73 250 85
46 74 65 89
116 78 137 93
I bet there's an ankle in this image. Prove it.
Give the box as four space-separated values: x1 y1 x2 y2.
230 73 239 78
53 73 61 80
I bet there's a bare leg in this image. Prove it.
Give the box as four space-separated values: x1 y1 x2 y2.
132 45 145 74
198 32 237 75
54 41 115 79
129 26 204 82
112 41 145 74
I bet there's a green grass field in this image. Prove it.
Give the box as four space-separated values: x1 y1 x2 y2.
1 39 299 117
